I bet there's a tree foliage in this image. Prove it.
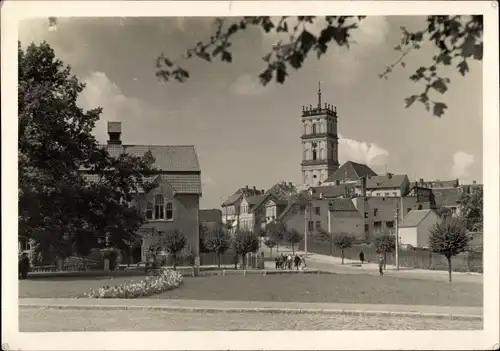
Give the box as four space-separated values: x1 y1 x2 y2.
199 223 210 253
286 228 302 254
435 205 453 219
264 237 277 258
266 221 287 244
206 227 232 268
428 217 470 282
374 232 395 268
153 15 482 118
160 229 187 270
459 186 483 232
333 232 355 264
18 41 156 263
233 230 260 268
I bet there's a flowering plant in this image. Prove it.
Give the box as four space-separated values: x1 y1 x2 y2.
85 267 183 299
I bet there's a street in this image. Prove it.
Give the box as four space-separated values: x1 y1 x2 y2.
20 307 482 331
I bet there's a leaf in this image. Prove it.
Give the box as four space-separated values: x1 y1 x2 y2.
431 79 448 94
404 95 419 108
472 44 483 60
196 51 211 62
163 58 174 67
400 61 406 68
436 53 452 65
433 102 447 117
221 51 232 63
457 60 469 76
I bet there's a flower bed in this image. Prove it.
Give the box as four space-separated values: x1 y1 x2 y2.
85 268 183 299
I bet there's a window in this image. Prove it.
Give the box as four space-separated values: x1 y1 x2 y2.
308 221 314 231
417 204 423 210
385 192 389 196
312 123 317 134
364 212 368 218
155 195 165 219
312 149 317 160
393 192 397 196
146 202 153 220
373 208 378 217
364 224 369 232
374 221 382 232
386 221 394 228
315 221 322 230
315 207 321 215
166 202 174 220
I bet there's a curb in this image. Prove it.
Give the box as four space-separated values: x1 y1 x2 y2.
19 303 482 321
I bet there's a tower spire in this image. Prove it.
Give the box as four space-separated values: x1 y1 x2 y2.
317 81 322 108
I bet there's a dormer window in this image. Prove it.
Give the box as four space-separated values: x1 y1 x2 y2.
146 194 174 221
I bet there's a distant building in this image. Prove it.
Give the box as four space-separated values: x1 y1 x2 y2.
300 84 340 187
355 173 411 197
324 160 377 185
220 185 265 232
398 209 440 248
239 194 266 232
279 196 364 240
83 121 202 264
199 209 223 231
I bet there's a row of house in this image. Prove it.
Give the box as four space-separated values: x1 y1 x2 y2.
220 160 482 249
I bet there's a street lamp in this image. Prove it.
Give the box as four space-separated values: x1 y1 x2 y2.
304 188 314 258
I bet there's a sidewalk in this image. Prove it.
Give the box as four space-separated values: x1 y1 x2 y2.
268 247 482 284
19 297 483 320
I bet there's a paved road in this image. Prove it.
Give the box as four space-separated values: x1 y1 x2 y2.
20 307 482 331
263 247 482 284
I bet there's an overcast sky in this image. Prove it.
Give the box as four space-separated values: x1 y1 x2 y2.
18 16 483 209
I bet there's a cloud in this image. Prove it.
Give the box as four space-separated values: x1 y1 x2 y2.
202 173 214 187
77 71 147 143
451 151 475 181
338 133 389 167
350 16 390 47
230 73 269 96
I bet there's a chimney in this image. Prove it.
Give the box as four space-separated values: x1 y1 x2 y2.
419 178 424 185
473 180 476 185
107 121 122 145
361 176 367 197
288 182 293 188
261 189 265 194
245 185 249 192
387 173 393 179
335 180 340 186
253 186 257 192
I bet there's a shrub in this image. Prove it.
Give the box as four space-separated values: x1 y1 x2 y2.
374 233 396 269
333 233 355 264
85 268 183 299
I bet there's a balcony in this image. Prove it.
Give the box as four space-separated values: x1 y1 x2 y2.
301 132 338 140
301 159 339 167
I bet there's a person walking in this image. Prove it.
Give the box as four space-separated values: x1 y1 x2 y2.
359 250 365 264
378 255 384 276
294 254 301 270
18 252 30 280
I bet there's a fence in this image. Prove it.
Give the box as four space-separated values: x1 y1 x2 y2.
298 240 483 273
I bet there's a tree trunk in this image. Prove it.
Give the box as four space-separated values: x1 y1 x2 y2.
217 253 221 268
383 252 387 270
291 243 295 255
341 249 345 264
173 254 177 271
276 244 279 252
447 256 452 282
270 247 273 259
241 254 246 269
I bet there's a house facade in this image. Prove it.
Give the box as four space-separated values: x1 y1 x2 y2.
221 186 264 232
239 194 266 232
398 209 440 248
279 197 364 240
84 121 202 264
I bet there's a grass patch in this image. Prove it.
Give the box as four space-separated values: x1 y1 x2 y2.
151 274 482 307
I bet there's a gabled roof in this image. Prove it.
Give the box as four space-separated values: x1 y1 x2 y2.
399 209 436 228
221 186 264 207
326 161 377 183
307 183 357 198
103 144 200 172
365 174 408 189
246 195 266 206
82 173 201 194
328 198 359 211
199 209 222 223
251 181 297 212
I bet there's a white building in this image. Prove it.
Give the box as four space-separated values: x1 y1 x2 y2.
398 209 440 248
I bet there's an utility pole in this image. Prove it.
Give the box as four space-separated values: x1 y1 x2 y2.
395 206 400 271
304 207 308 258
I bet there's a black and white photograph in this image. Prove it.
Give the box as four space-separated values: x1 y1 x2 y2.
2 1 499 350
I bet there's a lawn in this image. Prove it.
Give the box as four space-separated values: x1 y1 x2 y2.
19 273 482 307
19 275 147 298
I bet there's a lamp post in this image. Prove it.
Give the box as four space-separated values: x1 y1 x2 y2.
394 207 400 271
304 188 314 258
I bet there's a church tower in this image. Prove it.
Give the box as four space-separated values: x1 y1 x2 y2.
301 83 339 187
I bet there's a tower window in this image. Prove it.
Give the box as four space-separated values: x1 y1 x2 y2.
312 123 317 134
312 149 317 160
313 175 317 179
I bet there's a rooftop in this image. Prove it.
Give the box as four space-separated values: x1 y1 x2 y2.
399 209 436 228
326 161 378 183
364 174 408 189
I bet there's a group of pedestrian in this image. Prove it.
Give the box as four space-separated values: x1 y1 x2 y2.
274 253 306 270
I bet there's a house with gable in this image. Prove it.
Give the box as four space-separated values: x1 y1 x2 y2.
221 185 265 232
83 121 202 264
323 160 378 186
239 194 266 231
398 209 440 248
